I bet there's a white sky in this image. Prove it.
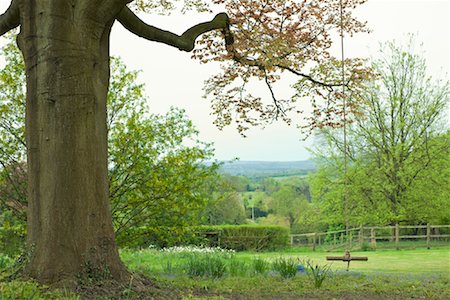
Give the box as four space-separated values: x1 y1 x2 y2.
1 0 449 161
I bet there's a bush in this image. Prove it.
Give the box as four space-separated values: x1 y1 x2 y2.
0 212 26 256
0 255 14 270
195 225 290 251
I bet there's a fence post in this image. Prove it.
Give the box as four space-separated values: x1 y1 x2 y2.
359 225 364 245
395 223 400 250
426 223 431 249
370 228 376 249
334 233 337 245
290 235 294 246
313 233 317 252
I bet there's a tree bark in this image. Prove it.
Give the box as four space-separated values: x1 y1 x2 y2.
17 0 128 283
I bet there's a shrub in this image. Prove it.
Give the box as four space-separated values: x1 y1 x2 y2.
0 255 14 270
0 212 26 257
195 225 290 251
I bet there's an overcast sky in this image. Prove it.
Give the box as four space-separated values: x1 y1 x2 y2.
1 0 449 161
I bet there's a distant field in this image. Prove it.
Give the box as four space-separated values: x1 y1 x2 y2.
218 160 316 177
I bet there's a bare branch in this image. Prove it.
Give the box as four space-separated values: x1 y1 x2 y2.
116 7 229 52
0 0 20 37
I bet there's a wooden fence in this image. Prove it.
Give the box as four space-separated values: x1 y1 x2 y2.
290 224 450 250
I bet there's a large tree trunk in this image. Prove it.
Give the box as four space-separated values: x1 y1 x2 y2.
18 1 128 283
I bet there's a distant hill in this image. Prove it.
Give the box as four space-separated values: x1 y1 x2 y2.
218 160 316 178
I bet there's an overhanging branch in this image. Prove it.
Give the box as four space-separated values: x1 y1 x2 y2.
117 7 229 52
0 0 20 37
221 25 345 90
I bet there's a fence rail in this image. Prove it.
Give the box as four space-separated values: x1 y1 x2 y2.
290 224 450 250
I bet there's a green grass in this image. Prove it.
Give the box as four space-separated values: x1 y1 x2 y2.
1 246 449 299
118 246 450 278
240 247 450 274
121 246 450 299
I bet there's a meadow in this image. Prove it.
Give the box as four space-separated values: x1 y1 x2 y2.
1 245 448 299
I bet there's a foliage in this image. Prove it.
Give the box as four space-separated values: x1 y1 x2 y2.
309 39 450 226
304 259 332 288
0 281 80 299
192 0 374 134
202 191 247 225
0 209 25 256
107 57 221 247
184 253 228 278
0 38 27 223
196 225 289 251
251 257 270 275
272 257 298 279
0 38 220 250
270 185 309 229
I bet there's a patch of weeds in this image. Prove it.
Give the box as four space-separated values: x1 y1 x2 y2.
272 257 297 279
0 281 40 299
77 260 111 285
161 258 176 274
227 259 247 277
185 253 227 278
304 259 332 288
360 242 376 251
251 257 270 275
0 255 14 270
0 280 80 299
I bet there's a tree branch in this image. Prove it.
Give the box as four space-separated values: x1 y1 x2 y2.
116 7 230 52
0 0 20 37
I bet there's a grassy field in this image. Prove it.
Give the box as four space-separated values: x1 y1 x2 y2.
120 246 450 275
1 246 449 299
119 246 450 299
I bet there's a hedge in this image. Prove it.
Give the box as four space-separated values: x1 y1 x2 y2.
116 226 199 249
116 225 290 251
194 225 290 251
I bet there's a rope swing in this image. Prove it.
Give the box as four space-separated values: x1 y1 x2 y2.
340 0 349 241
326 0 368 270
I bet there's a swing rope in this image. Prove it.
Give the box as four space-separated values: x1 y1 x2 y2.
326 3 368 266
339 0 349 241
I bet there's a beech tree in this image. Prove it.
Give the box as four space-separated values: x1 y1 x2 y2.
0 0 370 284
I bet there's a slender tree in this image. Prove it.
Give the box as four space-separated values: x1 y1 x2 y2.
310 40 450 225
0 0 369 284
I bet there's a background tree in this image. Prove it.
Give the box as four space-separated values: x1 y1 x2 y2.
269 185 309 230
0 0 370 284
309 40 450 226
203 191 247 225
0 38 26 221
107 63 220 245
